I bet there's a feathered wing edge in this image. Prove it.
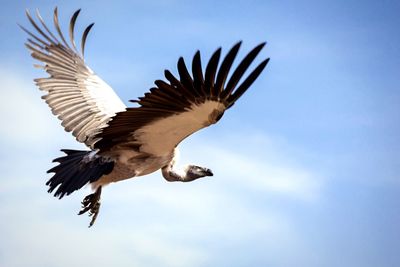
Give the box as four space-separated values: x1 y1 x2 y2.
20 8 126 148
95 42 269 151
19 7 94 61
132 41 269 110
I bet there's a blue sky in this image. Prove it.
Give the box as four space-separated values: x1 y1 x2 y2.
0 0 399 266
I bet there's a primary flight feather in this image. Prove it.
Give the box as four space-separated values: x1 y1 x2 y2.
21 8 270 227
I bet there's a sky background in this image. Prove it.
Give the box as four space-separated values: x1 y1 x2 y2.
0 0 399 266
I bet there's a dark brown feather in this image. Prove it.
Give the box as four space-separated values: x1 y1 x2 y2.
213 41 241 97
222 42 266 100
177 57 199 97
69 9 81 53
227 58 270 105
81 23 94 58
192 51 205 96
204 47 221 97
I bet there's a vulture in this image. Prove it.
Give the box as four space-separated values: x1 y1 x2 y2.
20 8 270 227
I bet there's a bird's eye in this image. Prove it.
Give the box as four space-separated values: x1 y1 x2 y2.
192 166 202 172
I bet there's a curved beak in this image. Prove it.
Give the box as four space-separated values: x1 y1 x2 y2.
203 168 213 176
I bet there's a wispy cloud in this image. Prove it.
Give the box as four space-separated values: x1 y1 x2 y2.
0 66 71 149
179 132 324 202
0 171 299 267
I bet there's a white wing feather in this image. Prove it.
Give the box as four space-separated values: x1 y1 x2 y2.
22 9 126 148
133 101 225 155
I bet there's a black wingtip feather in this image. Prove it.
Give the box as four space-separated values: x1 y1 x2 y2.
81 22 94 58
204 47 222 96
221 42 267 100
192 50 205 95
177 57 194 89
69 9 81 53
228 57 270 105
213 41 242 96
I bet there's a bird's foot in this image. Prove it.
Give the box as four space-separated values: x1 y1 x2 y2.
78 186 102 227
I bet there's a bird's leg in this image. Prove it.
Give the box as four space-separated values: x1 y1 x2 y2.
78 186 102 227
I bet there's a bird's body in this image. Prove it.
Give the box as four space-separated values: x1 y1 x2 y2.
94 149 175 187
94 98 225 187
21 8 269 227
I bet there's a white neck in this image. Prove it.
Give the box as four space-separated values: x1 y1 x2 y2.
161 163 189 182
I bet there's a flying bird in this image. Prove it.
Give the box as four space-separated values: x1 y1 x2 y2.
21 8 269 227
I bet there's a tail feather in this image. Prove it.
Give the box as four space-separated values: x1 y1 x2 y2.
46 149 114 199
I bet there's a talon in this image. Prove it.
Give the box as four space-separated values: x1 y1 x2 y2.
78 186 102 227
89 202 101 227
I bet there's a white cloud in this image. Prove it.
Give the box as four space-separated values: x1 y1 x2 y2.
179 133 323 202
1 173 283 267
0 179 205 267
213 145 321 201
0 66 71 147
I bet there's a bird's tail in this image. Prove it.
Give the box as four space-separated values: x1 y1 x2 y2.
46 149 114 199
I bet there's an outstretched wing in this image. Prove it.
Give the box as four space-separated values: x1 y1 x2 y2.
95 42 269 155
21 8 126 148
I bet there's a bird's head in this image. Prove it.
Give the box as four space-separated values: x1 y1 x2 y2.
184 165 213 181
